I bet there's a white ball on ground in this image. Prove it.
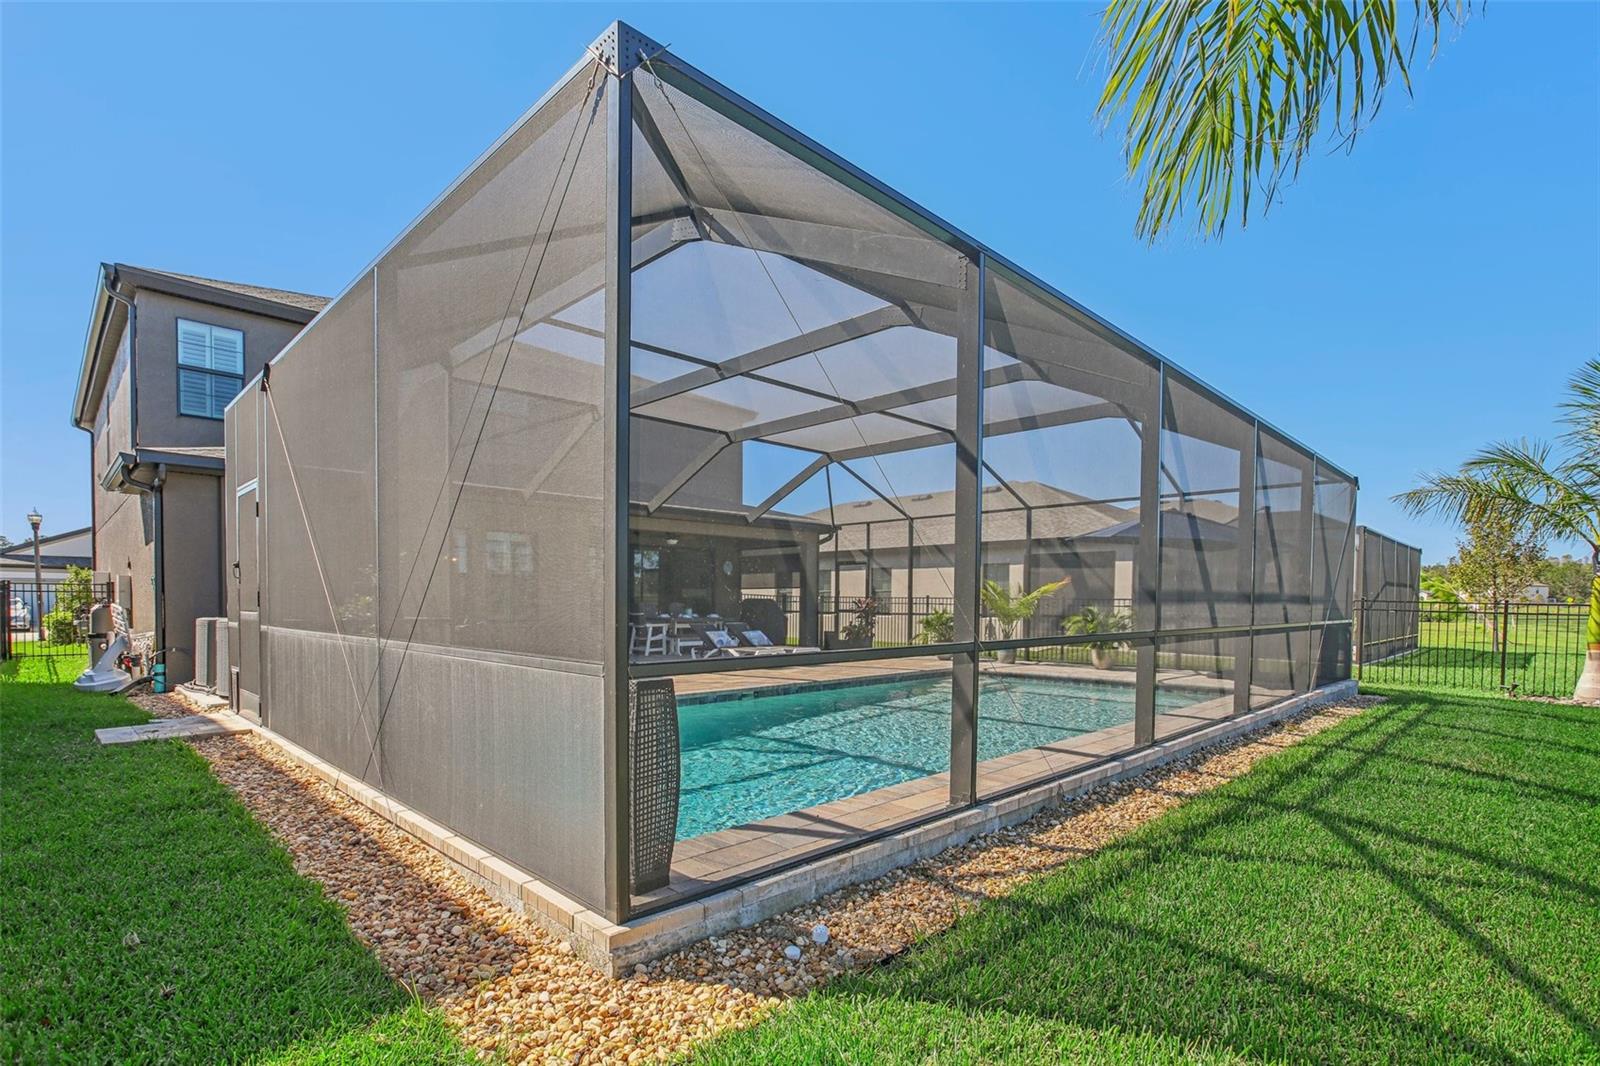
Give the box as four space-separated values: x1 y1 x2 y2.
811 924 830 945
783 944 802 961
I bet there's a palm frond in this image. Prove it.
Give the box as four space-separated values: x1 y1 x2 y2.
1397 437 1600 550
1096 0 1469 240
1558 358 1600 458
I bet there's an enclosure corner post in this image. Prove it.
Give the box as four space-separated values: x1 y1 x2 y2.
602 67 635 925
1134 363 1164 746
1299 455 1317 691
950 252 985 806
1234 420 1258 715
1352 526 1366 675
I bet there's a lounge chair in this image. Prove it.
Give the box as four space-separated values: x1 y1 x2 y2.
736 629 820 656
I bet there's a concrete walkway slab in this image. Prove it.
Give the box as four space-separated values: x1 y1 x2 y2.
95 714 252 746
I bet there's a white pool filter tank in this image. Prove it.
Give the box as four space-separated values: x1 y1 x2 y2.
74 603 133 694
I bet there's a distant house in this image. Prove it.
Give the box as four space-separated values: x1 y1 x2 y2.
0 527 93 619
71 264 327 684
1521 582 1552 603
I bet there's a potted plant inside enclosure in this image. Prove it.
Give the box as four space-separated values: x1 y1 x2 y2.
1063 605 1133 669
827 597 879 650
981 578 1070 663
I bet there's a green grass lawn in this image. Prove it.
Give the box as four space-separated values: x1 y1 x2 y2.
8 649 1598 1064
1362 607 1586 698
690 687 1600 1064
0 655 474 1064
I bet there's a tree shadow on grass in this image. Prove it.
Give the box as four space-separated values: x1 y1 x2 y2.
0 678 474 1064
813 692 1599 1063
1410 715 1600 759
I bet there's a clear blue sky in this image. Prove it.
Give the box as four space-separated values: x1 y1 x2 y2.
3 3 1596 561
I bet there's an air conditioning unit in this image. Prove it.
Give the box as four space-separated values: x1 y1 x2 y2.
192 618 216 692
192 618 227 693
212 621 231 695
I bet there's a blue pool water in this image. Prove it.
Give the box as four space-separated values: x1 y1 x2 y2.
675 675 1204 840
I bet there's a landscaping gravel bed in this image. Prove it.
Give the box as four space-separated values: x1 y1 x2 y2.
144 688 1378 1064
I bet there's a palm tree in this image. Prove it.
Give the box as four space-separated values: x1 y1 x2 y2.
1096 1 1470 240
981 578 1070 662
1397 360 1600 703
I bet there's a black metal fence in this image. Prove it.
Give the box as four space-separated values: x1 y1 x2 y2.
1356 597 1587 698
817 594 959 648
0 579 114 661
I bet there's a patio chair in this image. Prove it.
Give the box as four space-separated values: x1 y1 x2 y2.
736 629 821 656
630 621 669 657
737 628 775 649
695 627 746 658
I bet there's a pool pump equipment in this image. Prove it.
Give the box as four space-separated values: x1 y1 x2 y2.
74 603 133 694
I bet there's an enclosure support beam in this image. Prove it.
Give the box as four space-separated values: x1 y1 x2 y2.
602 71 634 925
1300 463 1318 691
905 517 916 640
1022 507 1034 605
950 254 985 806
825 401 1123 464
630 305 911 408
745 454 829 523
726 361 1038 445
1134 364 1164 747
799 538 820 647
836 461 911 518
646 435 733 513
1234 421 1259 716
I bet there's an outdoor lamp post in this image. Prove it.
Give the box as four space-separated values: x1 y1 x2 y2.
26 509 42 640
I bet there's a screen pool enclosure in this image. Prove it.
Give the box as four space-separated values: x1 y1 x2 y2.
223 22 1358 932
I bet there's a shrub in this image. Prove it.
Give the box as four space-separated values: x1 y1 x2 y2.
43 607 81 646
913 609 955 645
841 597 879 643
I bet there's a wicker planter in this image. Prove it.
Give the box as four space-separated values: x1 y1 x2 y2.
629 679 680 893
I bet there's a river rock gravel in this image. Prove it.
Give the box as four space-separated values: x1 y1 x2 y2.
138 687 1378 1063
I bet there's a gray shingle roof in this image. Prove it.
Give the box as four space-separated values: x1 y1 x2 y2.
133 267 330 313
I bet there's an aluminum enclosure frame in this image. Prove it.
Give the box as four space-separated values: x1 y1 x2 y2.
604 22 1356 923
224 21 1360 931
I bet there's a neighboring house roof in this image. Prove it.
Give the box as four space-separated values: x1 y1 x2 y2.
803 481 1247 551
72 262 330 430
128 268 329 315
0 526 94 570
806 482 1140 552
1082 509 1240 545
0 556 91 572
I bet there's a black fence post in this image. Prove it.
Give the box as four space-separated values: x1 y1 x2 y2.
1498 599 1511 691
0 580 10 661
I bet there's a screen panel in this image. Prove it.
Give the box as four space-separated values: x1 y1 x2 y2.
376 72 609 666
1158 373 1251 633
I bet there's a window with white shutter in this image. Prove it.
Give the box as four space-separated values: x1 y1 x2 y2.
176 318 245 419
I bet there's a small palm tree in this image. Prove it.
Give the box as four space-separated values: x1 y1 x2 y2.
1397 360 1600 703
912 609 955 646
981 578 1070 662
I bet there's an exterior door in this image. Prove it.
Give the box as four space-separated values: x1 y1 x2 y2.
236 485 260 718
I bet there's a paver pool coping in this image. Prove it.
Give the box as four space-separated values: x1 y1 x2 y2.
180 675 1356 975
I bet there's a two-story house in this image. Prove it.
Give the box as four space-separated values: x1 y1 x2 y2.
71 264 327 686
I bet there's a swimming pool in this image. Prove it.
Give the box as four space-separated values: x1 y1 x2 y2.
676 674 1206 840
